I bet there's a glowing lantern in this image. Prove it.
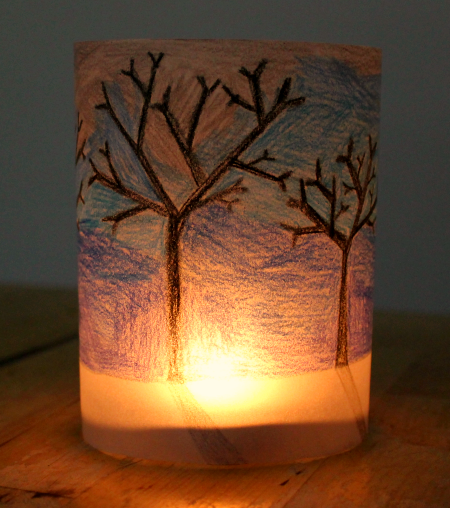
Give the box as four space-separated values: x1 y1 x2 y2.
75 39 381 465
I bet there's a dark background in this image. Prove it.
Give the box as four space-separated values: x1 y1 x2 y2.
1 0 449 313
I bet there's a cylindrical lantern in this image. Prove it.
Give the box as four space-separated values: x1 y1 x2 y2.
75 39 381 465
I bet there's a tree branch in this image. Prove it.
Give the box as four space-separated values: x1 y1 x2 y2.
88 158 113 187
88 158 168 217
329 176 337 237
76 181 85 205
179 84 305 219
343 181 356 195
348 135 378 238
187 76 221 150
141 52 163 149
121 58 146 95
76 112 86 164
222 85 255 112
335 202 350 221
368 166 377 185
248 148 276 166
305 158 334 203
287 183 328 233
286 179 347 249
231 159 291 192
239 59 267 126
197 177 248 212
121 53 164 150
353 197 377 236
280 223 324 247
362 135 377 197
96 82 137 150
223 59 305 128
103 204 152 234
98 141 122 187
285 135 377 254
96 82 177 215
368 134 377 159
356 153 366 178
76 139 87 164
336 138 363 198
274 77 291 107
153 85 209 186
304 160 348 236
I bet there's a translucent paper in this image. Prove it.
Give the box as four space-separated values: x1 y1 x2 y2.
75 39 381 465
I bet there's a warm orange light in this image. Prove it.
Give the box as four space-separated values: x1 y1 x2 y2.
187 372 262 408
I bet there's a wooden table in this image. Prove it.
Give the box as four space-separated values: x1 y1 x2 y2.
1 285 449 507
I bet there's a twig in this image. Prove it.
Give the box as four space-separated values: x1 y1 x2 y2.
88 158 168 218
187 77 221 150
75 112 86 163
152 83 211 186
231 155 291 192
76 181 85 205
280 223 324 247
103 204 151 234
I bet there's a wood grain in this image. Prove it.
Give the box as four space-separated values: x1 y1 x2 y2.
0 285 449 507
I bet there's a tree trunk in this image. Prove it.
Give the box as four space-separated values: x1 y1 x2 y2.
166 215 183 382
335 245 350 368
335 243 367 438
164 216 248 462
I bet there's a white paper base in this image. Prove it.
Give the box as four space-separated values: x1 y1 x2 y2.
80 353 371 465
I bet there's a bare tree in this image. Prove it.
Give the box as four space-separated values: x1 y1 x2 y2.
282 136 377 436
79 52 305 383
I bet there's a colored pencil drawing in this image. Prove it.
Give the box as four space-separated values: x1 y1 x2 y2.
78 50 304 383
282 135 378 436
75 41 380 385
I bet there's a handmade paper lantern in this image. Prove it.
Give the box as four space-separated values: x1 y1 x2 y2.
75 39 381 465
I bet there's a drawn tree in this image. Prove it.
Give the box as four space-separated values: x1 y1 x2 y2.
78 52 305 383
281 136 377 436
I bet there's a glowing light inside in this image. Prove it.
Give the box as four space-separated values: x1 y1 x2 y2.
185 351 268 408
194 354 235 380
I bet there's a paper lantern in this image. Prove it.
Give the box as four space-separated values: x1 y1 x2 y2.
75 39 381 465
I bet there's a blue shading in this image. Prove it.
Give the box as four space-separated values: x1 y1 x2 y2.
180 205 374 379
78 229 161 282
78 229 167 380
77 84 164 231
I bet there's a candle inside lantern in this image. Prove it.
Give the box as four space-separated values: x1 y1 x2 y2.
75 39 381 465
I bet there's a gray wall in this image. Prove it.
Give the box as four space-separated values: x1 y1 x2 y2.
1 1 449 314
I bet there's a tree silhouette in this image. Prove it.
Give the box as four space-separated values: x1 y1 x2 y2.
79 51 305 383
282 135 377 436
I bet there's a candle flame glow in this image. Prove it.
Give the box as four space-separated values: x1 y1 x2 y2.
186 353 266 408
187 375 265 408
